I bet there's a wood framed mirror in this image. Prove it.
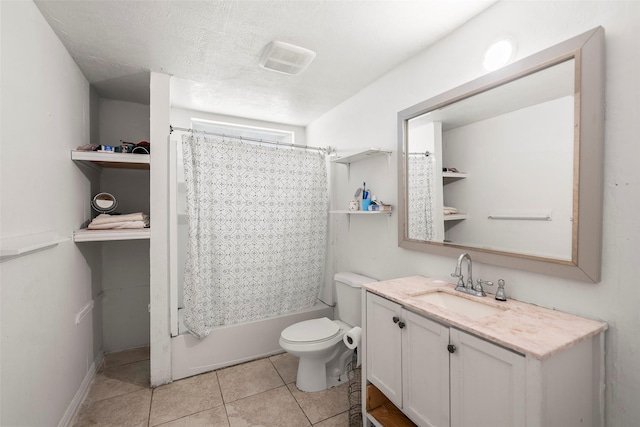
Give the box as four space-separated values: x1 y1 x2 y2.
397 27 604 282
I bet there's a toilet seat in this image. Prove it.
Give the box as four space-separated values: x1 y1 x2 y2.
280 317 340 344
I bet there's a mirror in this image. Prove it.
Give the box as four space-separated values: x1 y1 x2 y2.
398 27 604 282
91 192 118 214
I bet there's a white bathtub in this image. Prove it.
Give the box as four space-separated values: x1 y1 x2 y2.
171 301 333 380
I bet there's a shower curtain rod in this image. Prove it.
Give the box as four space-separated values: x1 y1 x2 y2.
408 151 431 156
170 125 334 154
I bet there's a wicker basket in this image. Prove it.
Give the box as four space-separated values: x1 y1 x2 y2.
347 352 362 427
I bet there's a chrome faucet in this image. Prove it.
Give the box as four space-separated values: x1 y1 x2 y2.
451 253 473 290
451 253 491 297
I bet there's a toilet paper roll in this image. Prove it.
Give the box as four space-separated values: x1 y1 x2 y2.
343 326 362 350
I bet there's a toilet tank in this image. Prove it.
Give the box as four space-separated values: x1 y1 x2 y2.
334 272 377 327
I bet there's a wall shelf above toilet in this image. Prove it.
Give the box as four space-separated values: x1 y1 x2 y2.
330 148 392 180
330 210 393 232
329 210 392 216
331 148 391 165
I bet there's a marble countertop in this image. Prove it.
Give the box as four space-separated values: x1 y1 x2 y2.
363 276 607 360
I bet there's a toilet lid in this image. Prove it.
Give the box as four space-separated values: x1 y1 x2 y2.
281 317 340 343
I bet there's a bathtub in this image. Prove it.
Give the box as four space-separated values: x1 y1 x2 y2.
171 301 333 380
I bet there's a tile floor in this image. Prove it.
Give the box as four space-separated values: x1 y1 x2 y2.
72 347 352 426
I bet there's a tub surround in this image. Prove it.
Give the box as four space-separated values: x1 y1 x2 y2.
363 276 607 360
172 302 332 380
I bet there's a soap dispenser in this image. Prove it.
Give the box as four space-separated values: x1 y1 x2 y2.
495 279 507 301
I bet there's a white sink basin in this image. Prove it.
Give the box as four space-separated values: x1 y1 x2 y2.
411 291 507 321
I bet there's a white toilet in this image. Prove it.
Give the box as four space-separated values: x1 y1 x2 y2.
279 272 376 392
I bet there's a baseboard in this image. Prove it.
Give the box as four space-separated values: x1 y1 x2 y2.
58 350 104 427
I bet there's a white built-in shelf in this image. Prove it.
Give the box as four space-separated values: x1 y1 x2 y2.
330 210 392 215
73 228 151 242
71 150 150 170
331 148 392 164
443 171 467 179
444 213 468 221
1 232 70 261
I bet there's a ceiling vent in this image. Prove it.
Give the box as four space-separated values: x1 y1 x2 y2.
259 41 316 75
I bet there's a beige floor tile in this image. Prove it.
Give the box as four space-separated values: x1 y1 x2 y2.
226 386 311 427
74 351 357 427
288 382 350 424
72 388 151 427
156 406 230 427
149 371 224 426
101 359 150 388
313 411 350 427
102 346 150 369
218 358 284 403
269 352 299 384
84 371 147 403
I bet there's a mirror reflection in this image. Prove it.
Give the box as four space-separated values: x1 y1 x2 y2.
405 59 575 260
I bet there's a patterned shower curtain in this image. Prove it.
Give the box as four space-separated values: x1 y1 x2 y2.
407 154 435 241
182 134 329 339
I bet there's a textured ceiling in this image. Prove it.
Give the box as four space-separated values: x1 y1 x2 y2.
35 0 496 126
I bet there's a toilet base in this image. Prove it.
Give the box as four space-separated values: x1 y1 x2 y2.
296 346 354 392
296 357 330 392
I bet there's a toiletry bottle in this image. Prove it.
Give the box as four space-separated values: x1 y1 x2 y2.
361 188 371 211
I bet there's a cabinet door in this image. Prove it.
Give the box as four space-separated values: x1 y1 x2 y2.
366 293 403 407
450 328 526 427
402 309 450 427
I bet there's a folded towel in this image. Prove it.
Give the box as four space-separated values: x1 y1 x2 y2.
91 212 149 226
443 206 458 215
88 221 148 230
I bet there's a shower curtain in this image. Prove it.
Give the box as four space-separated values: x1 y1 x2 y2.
181 134 328 339
407 154 435 241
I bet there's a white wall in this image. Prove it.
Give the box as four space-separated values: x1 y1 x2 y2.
0 1 101 425
99 98 150 147
307 2 640 426
98 100 151 352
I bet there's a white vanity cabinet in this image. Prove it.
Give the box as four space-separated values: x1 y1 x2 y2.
363 286 605 427
448 327 525 427
366 292 403 406
366 292 525 427
402 309 451 427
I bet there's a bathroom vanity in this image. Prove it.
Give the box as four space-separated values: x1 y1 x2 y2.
361 276 607 427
